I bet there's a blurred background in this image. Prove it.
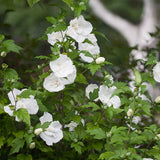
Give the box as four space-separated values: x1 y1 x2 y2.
0 0 160 84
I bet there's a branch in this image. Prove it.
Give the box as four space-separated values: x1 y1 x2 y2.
89 0 138 46
138 0 158 49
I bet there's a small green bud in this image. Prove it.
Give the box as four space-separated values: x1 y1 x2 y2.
73 138 78 142
2 63 8 69
106 131 112 137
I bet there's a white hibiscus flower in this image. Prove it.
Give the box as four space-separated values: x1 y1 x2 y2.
153 62 160 83
79 34 100 63
39 112 63 146
85 84 99 101
66 15 93 43
64 121 78 132
49 54 75 78
98 85 121 109
4 88 39 119
47 31 65 46
43 73 66 92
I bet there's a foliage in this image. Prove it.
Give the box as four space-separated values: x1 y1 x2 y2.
0 0 160 160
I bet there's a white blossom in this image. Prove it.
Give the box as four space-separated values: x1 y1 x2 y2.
66 15 93 43
39 112 63 146
43 73 66 92
142 158 153 160
47 31 65 46
49 54 75 78
95 57 105 64
4 88 39 119
64 121 78 132
153 62 160 83
85 84 98 101
98 85 121 109
79 34 100 63
132 116 141 125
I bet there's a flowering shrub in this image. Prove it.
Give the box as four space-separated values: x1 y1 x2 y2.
0 0 160 159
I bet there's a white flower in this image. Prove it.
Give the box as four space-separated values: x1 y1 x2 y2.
4 88 39 119
155 133 160 140
66 15 93 43
98 85 121 109
47 31 65 46
34 128 43 136
85 84 98 101
132 116 141 124
65 121 78 132
16 96 39 114
29 142 35 149
39 112 63 146
96 57 105 64
43 73 66 92
127 108 134 117
155 96 160 103
153 62 160 83
105 75 114 84
79 34 100 63
49 54 75 78
142 158 153 160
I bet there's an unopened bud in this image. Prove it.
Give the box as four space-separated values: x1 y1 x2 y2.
95 57 105 64
1 51 7 57
2 63 8 69
155 96 160 103
34 128 43 135
127 108 134 117
29 142 35 149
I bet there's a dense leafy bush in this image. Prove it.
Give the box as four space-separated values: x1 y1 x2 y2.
0 0 160 159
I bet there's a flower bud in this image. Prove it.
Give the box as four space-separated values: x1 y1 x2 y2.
29 142 35 149
155 96 160 103
34 128 43 135
95 57 105 64
2 63 8 69
127 108 134 117
1 51 7 57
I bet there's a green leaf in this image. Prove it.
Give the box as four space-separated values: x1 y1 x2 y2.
0 136 5 149
9 138 25 155
99 152 114 159
0 34 5 43
27 0 40 8
75 73 87 84
4 68 19 81
2 40 22 53
88 63 101 75
71 141 84 154
133 68 142 86
89 88 99 101
63 0 74 7
17 154 32 160
36 99 49 112
16 108 31 126
146 52 157 66
86 128 106 140
81 102 100 111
